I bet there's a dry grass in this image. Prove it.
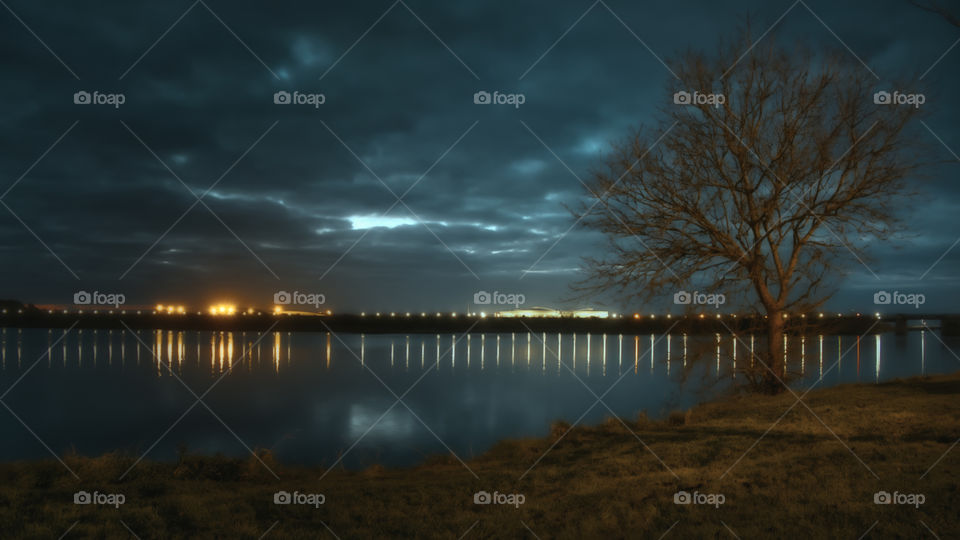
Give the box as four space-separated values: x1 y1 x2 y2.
2 372 958 538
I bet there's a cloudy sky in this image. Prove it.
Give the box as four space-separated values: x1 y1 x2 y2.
0 0 958 313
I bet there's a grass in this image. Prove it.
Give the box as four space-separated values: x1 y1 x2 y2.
2 372 958 538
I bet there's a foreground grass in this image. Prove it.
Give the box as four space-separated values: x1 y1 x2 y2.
3 373 959 539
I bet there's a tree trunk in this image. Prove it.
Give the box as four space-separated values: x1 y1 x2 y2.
765 311 785 392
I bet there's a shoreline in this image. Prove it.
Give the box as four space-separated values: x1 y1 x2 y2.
0 309 921 335
2 371 958 538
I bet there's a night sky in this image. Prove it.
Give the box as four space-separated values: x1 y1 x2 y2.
1 0 958 313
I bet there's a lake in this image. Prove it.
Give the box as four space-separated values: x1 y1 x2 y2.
0 327 956 469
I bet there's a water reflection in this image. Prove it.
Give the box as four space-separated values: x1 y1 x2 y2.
0 329 952 387
715 333 720 376
543 333 548 373
481 334 485 370
650 334 655 373
667 334 672 375
524 332 530 369
800 335 805 376
273 332 281 373
876 334 882 382
2 326 956 469
730 334 740 377
819 335 824 381
921 329 926 375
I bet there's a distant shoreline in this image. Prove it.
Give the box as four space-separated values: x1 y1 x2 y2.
0 308 932 335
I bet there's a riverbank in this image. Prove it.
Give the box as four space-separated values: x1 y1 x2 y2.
2 372 958 538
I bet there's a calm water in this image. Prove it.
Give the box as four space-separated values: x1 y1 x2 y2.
0 328 956 468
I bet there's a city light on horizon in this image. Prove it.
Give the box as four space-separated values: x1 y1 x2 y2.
209 304 237 316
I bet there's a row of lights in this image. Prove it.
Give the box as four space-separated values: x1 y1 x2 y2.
0 307 888 319
156 304 186 314
361 312 461 317
317 311 881 319
629 312 877 319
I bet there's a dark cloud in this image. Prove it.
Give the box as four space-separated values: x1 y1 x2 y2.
0 0 958 312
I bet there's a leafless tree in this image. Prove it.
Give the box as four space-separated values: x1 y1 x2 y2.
576 33 925 392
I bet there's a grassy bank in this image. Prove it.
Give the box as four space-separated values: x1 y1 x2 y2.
3 372 958 539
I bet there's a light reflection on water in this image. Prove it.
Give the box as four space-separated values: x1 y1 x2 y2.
1 328 950 381
0 327 955 468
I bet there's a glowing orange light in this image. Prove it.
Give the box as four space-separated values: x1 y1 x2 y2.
209 304 237 316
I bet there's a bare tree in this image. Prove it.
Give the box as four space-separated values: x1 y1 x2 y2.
576 33 924 391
